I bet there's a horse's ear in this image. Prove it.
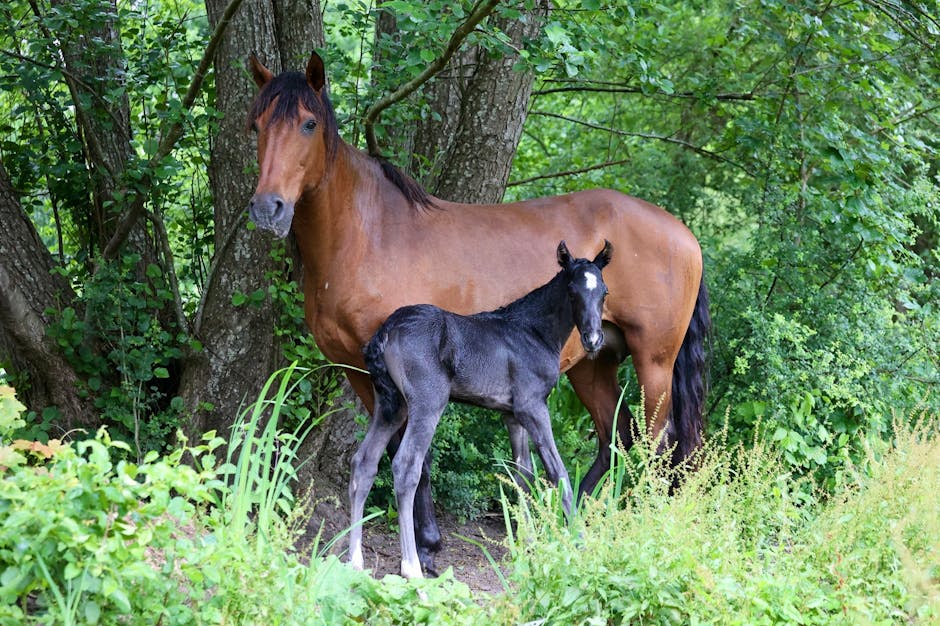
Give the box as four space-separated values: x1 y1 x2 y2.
248 54 273 88
557 240 572 268
593 239 613 269
306 51 326 92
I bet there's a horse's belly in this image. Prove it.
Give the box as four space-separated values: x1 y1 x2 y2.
450 373 513 413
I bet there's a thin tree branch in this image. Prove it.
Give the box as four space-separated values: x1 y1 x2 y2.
873 102 940 136
26 0 119 180
192 213 247 337
507 158 632 188
818 236 864 292
0 48 130 145
146 209 188 334
530 110 756 176
534 84 758 101
100 0 245 261
363 0 500 156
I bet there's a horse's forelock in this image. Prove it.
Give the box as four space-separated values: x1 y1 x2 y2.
248 72 339 159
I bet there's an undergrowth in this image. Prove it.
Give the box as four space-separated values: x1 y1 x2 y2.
1 380 937 624
502 410 940 625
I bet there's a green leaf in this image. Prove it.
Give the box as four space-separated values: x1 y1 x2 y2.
84 600 101 624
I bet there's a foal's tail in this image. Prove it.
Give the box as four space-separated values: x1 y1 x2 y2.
363 327 404 423
670 276 711 465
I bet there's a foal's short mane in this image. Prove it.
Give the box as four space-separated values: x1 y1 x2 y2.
249 71 435 211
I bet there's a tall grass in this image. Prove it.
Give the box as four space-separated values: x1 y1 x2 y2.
5 370 935 624
499 411 940 625
193 363 484 624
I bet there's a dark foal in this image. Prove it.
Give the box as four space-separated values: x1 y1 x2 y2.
349 240 612 578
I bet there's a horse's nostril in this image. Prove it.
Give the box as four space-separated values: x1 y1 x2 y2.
582 331 602 350
273 198 285 219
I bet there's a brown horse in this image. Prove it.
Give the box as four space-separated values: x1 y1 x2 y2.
247 51 710 574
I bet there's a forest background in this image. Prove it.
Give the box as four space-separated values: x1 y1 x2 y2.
1 0 938 539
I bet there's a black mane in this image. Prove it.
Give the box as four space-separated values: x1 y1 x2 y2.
493 258 595 319
377 158 436 211
249 71 435 211
248 71 339 163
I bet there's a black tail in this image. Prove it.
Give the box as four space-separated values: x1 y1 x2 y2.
363 327 404 423
670 276 711 464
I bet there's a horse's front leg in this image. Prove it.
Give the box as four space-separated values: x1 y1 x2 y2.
503 413 534 491
348 400 406 570
513 400 573 517
566 353 636 501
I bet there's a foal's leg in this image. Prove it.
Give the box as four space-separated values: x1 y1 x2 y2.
392 397 447 579
345 370 441 572
348 399 407 571
566 350 637 501
384 434 442 575
503 413 535 490
513 400 573 516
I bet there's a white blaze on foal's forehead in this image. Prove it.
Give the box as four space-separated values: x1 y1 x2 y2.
584 270 598 291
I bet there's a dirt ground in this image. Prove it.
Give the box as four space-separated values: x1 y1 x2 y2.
349 511 511 596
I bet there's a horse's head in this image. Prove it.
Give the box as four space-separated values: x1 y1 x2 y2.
247 52 338 238
557 240 612 355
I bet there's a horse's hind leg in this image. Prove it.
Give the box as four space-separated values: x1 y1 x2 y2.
566 344 637 501
392 397 447 579
348 399 406 571
346 371 442 573
384 433 441 574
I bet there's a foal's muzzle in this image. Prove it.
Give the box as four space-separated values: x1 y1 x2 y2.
248 193 295 239
581 330 604 354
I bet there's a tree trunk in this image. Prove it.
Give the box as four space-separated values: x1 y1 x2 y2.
0 160 95 430
404 2 549 204
180 0 327 439
47 0 158 270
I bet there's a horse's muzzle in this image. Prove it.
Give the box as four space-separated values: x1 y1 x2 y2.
581 330 604 355
248 193 295 239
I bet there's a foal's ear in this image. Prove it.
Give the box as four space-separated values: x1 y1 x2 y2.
593 240 613 270
557 240 572 268
306 51 326 92
248 54 273 89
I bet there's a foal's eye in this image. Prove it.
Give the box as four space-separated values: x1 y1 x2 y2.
302 119 317 133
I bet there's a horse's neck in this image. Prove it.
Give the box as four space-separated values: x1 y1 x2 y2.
293 143 387 278
503 272 574 353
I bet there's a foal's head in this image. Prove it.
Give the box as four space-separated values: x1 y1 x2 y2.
557 240 612 355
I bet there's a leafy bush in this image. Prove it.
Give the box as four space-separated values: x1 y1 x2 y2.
503 413 940 625
0 372 486 625
3 373 938 624
0 427 223 625
45 254 185 454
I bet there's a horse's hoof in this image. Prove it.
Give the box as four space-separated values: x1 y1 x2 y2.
418 551 438 578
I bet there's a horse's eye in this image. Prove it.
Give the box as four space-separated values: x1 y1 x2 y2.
303 119 317 133
250 121 259 133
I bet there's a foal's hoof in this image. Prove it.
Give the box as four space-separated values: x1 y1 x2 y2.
418 550 439 578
